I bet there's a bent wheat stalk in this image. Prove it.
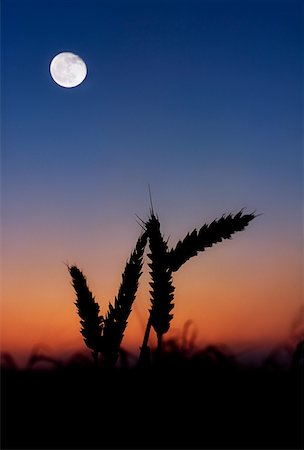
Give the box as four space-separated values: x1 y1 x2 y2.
69 232 147 368
141 209 256 360
68 265 103 366
167 210 256 272
102 231 148 367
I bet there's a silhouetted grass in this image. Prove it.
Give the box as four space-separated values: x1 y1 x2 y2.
144 211 175 357
139 209 256 363
167 210 256 272
69 232 147 367
1 339 303 449
68 265 103 366
68 208 256 366
102 231 148 367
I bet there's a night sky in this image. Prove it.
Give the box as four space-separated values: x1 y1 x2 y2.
2 0 302 365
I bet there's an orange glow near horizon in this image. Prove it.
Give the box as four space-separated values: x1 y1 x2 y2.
1 222 302 368
2 0 302 375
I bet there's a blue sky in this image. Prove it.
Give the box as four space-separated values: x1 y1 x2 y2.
1 0 303 359
3 1 302 218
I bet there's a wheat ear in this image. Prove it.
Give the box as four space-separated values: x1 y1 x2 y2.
68 265 103 365
102 231 148 367
167 210 256 272
144 212 175 356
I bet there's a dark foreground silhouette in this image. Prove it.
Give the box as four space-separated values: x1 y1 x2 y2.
1 341 303 449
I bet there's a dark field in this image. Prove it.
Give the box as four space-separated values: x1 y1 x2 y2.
1 342 303 449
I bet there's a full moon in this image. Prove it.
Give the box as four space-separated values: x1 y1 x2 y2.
50 52 87 88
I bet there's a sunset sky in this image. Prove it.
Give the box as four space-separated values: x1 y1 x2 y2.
1 0 303 366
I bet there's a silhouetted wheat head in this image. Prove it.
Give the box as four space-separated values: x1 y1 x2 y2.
102 231 148 366
69 232 147 367
145 211 175 353
140 208 256 359
167 210 256 271
68 265 103 364
69 207 256 366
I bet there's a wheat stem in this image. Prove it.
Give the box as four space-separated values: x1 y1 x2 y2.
138 316 152 367
102 231 148 367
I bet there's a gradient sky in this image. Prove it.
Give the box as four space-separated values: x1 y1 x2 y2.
1 0 303 366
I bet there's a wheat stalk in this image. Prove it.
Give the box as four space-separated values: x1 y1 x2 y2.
143 212 175 356
69 208 256 367
68 232 147 368
140 209 256 361
102 231 148 367
68 265 103 366
167 210 256 272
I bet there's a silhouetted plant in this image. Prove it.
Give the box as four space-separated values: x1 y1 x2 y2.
69 205 255 367
291 339 304 373
167 210 256 272
69 232 148 367
68 265 103 367
102 231 148 367
26 352 63 370
140 209 256 360
143 211 175 358
1 352 18 370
